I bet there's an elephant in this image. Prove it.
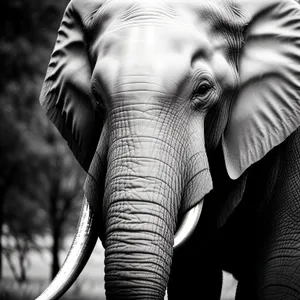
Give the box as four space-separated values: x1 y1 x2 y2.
36 0 300 299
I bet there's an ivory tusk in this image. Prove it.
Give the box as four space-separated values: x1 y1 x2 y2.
173 201 203 249
35 196 98 300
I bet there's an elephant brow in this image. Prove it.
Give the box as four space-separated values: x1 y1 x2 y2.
196 1 246 62
120 2 178 23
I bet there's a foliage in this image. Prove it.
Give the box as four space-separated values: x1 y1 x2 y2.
38 129 85 279
0 0 87 282
0 0 70 91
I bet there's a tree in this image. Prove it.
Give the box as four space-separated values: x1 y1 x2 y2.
41 128 85 279
0 0 70 280
2 198 44 283
0 101 53 282
1 106 85 282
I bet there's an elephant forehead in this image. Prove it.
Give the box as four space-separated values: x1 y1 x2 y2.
86 0 231 17
78 0 245 97
82 0 245 39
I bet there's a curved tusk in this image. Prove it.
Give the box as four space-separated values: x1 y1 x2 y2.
35 196 98 300
173 201 203 249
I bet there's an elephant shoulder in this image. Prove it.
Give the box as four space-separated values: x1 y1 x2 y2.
207 140 283 228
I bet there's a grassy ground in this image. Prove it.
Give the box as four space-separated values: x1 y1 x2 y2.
0 273 237 300
2 240 237 300
0 278 105 300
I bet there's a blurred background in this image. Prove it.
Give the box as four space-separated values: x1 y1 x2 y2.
0 1 237 299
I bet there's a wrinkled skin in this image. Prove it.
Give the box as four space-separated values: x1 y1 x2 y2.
170 128 300 299
39 0 300 299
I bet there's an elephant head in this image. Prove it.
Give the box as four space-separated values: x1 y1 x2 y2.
36 0 300 299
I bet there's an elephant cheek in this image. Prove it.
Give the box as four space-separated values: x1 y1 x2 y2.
181 154 213 214
83 122 109 241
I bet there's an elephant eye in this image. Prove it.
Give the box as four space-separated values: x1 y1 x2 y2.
191 80 216 109
194 82 212 98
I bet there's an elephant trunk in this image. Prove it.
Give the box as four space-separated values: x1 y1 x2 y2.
103 138 182 299
101 95 189 299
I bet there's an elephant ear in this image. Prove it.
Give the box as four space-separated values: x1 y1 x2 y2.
222 0 300 179
39 0 102 171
